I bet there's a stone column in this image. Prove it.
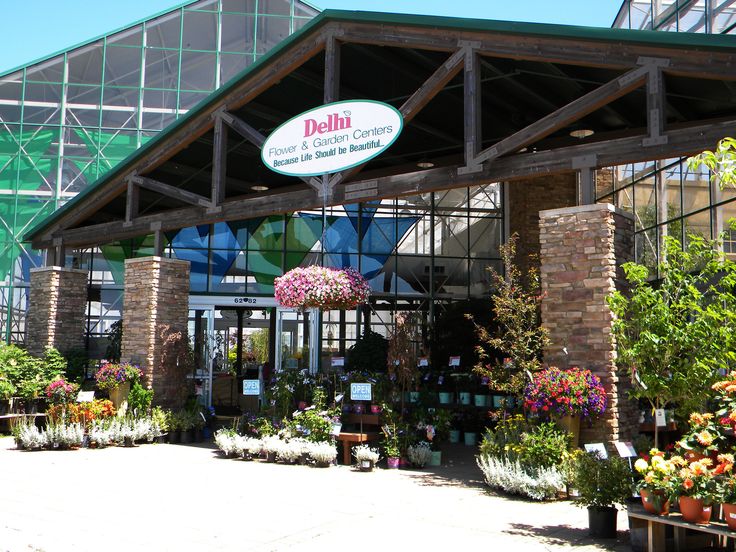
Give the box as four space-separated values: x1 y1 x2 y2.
121 256 190 409
539 203 637 448
508 172 577 274
27 266 88 356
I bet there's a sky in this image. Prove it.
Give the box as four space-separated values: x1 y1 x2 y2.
0 0 623 74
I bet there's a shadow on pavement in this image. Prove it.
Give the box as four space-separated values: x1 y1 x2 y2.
504 522 630 550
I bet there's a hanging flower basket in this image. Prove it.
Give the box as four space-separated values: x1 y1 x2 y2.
274 266 370 311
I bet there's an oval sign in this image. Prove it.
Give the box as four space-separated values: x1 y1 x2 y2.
261 99 403 177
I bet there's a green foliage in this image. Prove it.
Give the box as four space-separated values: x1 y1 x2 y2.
347 330 388 373
151 407 169 432
470 234 549 396
105 320 123 362
128 381 154 416
0 377 15 399
608 235 736 420
688 137 736 189
480 415 569 470
0 344 64 400
63 348 88 384
568 452 633 509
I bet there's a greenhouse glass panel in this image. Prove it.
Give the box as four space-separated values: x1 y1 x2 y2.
222 0 257 13
104 46 142 87
221 14 255 53
146 12 182 49
68 44 104 85
183 11 218 51
256 16 290 54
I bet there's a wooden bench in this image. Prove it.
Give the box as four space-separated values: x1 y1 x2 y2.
0 413 46 432
336 413 382 465
628 503 736 551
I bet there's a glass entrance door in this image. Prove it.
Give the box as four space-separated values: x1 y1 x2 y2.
275 307 319 374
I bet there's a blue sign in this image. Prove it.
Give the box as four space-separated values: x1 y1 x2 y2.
243 380 260 396
350 383 372 402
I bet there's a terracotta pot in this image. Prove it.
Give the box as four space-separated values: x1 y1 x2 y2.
678 496 712 524
640 489 670 515
723 503 736 530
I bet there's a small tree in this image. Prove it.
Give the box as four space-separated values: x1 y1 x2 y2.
387 312 419 413
688 137 736 188
608 235 736 446
470 234 549 397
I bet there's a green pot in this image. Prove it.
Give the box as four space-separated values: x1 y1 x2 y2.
438 392 453 404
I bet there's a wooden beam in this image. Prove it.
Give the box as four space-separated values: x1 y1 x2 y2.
218 110 266 148
473 65 649 165
131 176 213 208
643 64 668 147
460 43 482 174
399 46 466 121
32 28 329 243
328 46 466 188
40 118 736 250
324 34 340 104
336 22 736 81
125 179 139 223
219 109 322 192
211 116 227 206
153 229 165 257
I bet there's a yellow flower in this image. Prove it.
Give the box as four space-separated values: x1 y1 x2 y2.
644 472 654 484
634 458 649 473
690 413 705 426
651 455 664 468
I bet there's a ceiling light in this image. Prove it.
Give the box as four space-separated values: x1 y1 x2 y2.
416 158 435 169
251 185 269 192
569 128 594 139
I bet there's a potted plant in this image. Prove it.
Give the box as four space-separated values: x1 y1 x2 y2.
633 449 676 515
45 377 78 406
167 410 181 444
274 266 370 311
382 420 401 469
676 412 725 461
569 451 632 538
353 444 380 471
716 456 736 530
523 366 607 448
309 442 337 467
178 410 194 443
151 407 169 443
407 441 432 468
94 361 142 413
670 455 720 524
0 378 15 415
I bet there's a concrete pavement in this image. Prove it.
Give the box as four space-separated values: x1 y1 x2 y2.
0 437 630 552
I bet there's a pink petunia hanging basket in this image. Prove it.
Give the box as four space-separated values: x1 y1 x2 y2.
274 266 370 311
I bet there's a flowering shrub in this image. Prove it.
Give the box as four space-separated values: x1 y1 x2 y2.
670 455 723 504
45 378 78 405
523 366 606 420
274 266 370 311
94 361 143 391
633 448 677 495
677 412 726 457
47 399 115 426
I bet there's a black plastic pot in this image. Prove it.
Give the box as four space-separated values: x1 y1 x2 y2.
168 430 180 444
588 506 617 539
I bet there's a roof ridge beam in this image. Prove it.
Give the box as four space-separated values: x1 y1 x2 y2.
472 64 650 166
130 175 214 208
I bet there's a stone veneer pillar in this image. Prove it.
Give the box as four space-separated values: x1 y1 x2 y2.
121 256 190 409
539 203 637 448
27 266 88 357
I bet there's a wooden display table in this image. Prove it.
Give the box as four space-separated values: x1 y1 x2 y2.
628 503 735 551
336 413 381 465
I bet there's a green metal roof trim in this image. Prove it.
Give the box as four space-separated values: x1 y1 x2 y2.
24 9 736 242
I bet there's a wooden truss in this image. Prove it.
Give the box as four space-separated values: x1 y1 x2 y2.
29 16 736 255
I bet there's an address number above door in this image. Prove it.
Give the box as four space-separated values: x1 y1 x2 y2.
261 100 403 177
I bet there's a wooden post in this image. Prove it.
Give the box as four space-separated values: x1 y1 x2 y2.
459 44 482 174
212 115 227 206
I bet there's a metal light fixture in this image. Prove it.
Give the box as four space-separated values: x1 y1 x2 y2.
569 128 595 139
416 157 435 169
251 184 269 192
